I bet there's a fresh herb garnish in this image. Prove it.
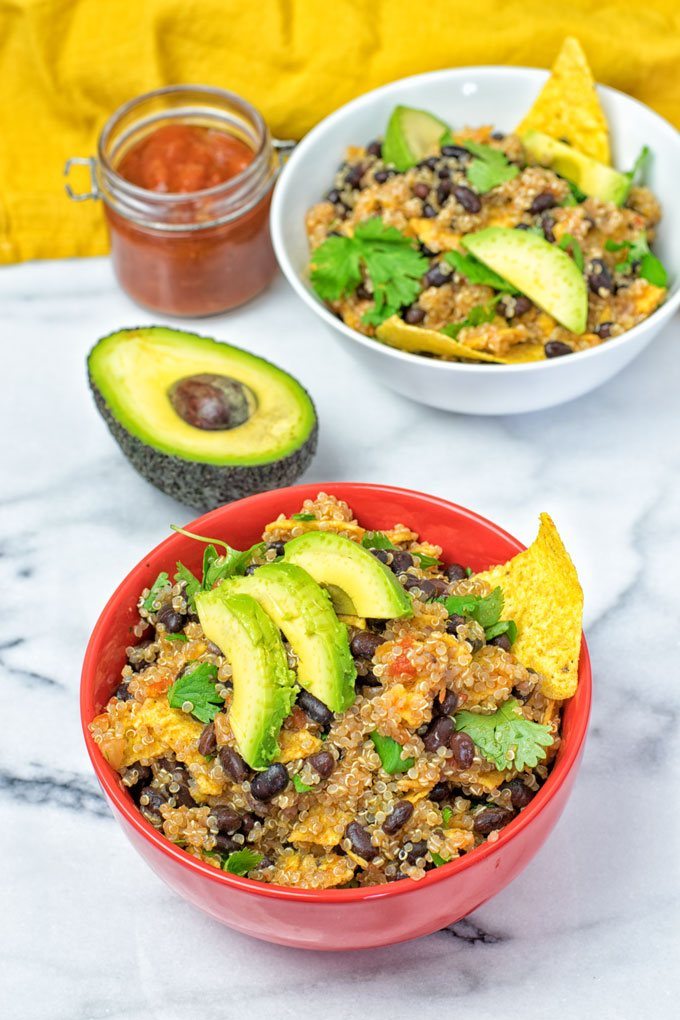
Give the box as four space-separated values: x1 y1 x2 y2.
164 633 189 643
172 527 265 609
291 513 316 521
445 250 519 293
565 180 587 204
174 561 202 612
441 806 453 827
441 300 499 339
462 141 519 194
369 732 415 774
558 233 584 271
465 567 473 578
361 531 397 551
309 217 428 327
604 234 667 287
437 587 504 628
142 572 169 612
624 145 651 194
292 775 313 793
222 848 264 876
414 551 441 569
430 851 450 867
484 619 518 644
454 698 554 771
167 662 222 724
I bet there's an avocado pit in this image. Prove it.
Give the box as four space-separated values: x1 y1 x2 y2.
169 374 254 430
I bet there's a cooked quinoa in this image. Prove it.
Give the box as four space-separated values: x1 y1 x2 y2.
305 128 665 359
91 493 563 889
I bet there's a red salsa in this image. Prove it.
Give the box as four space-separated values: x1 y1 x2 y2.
117 124 254 193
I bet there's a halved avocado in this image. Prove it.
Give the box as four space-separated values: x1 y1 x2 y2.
522 130 630 205
383 106 449 172
463 228 588 334
195 588 298 769
225 561 356 712
283 532 412 619
88 327 318 510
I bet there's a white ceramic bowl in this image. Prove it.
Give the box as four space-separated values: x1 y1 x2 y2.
271 67 680 414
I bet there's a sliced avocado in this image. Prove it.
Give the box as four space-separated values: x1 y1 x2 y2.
383 106 449 172
88 327 318 511
463 228 588 334
283 532 412 619
195 588 298 770
522 130 630 205
225 561 356 713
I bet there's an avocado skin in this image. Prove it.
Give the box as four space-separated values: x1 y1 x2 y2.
87 330 318 511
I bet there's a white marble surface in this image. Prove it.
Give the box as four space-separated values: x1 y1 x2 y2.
1 256 679 1019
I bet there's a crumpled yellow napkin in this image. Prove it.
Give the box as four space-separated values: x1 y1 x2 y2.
2 0 680 264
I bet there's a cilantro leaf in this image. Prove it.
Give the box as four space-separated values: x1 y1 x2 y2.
164 633 188 643
441 300 498 339
414 551 441 568
222 848 264 876
292 775 313 793
430 851 450 867
441 806 453 827
484 620 518 644
142 572 169 612
605 234 667 287
566 180 587 204
172 527 265 604
445 250 519 293
454 698 554 771
438 587 504 628
310 218 428 326
462 141 519 194
558 233 584 271
623 145 651 196
369 732 415 774
167 662 222 724
291 513 316 521
361 531 397 551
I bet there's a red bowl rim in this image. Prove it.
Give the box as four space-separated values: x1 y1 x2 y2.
81 482 591 904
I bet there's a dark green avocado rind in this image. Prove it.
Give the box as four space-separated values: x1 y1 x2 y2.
88 327 319 511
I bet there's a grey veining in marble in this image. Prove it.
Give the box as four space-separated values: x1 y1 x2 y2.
1 257 679 1019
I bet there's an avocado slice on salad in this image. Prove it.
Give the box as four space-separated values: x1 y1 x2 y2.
383 106 449 172
195 588 298 770
224 561 357 713
88 327 318 512
463 228 588 334
283 531 413 619
522 130 630 205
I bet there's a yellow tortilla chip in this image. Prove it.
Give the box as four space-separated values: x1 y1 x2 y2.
517 37 610 164
275 728 323 763
289 804 352 846
410 217 462 253
376 316 502 363
476 514 584 699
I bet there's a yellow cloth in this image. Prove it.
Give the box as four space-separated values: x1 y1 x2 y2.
2 0 680 264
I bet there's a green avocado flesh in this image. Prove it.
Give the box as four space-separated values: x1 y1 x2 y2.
284 532 413 619
383 106 449 172
195 588 298 770
88 327 318 510
463 228 588 334
225 562 356 713
522 130 630 206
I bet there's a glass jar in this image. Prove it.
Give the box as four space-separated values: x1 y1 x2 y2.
65 85 290 316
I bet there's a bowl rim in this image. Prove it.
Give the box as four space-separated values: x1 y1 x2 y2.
81 482 592 904
271 64 680 375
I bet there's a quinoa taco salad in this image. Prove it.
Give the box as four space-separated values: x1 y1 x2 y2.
305 38 669 364
90 492 584 890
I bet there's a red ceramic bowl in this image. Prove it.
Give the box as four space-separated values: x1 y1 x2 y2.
81 483 591 950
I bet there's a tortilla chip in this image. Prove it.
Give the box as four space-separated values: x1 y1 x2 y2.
410 217 462 253
476 514 583 699
289 804 352 846
275 727 323 763
376 316 502 363
517 37 610 164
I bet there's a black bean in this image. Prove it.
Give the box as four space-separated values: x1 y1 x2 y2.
514 223 532 231
436 180 452 205
417 156 439 169
345 821 378 861
541 215 556 243
366 140 382 158
453 185 481 213
240 811 258 834
307 750 335 779
438 167 451 179
445 613 467 636
588 258 615 294
422 202 438 218
529 191 557 214
213 833 240 854
595 321 614 339
358 667 382 688
421 576 448 597
219 746 250 783
157 603 185 633
212 806 241 834
403 573 426 591
251 763 289 801
501 778 536 810
207 640 223 656
258 856 274 870
489 633 512 652
429 781 450 802
423 716 454 752
514 295 533 316
449 731 475 769
383 800 414 835
404 305 426 325
473 806 514 835
172 777 195 808
544 340 573 358
326 188 341 204
435 690 459 716
197 722 217 757
390 550 414 572
370 548 390 563
356 283 372 300
114 681 133 701
441 144 470 160
419 243 437 257
405 839 429 863
266 540 286 556
424 264 451 288
491 131 506 141
139 787 168 826
121 764 151 790
345 164 365 188
420 579 442 599
244 564 259 575
297 690 334 728
350 630 384 659
500 294 532 320
445 563 467 582
412 181 430 199
374 169 393 183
